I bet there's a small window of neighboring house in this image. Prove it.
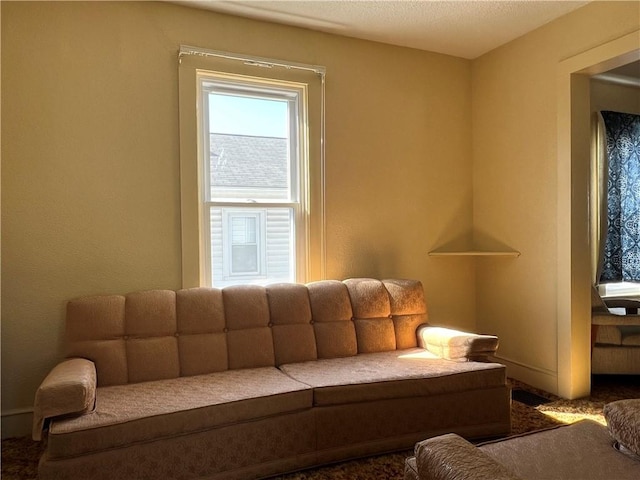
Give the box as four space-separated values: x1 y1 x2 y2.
178 48 325 288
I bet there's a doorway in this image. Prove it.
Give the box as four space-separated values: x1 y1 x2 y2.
557 31 640 399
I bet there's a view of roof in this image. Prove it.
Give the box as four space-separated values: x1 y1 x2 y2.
210 133 288 189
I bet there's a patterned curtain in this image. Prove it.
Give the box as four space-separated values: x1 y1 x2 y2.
600 111 640 283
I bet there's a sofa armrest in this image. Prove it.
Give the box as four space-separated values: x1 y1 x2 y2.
604 399 640 457
417 325 499 361
415 433 522 480
32 358 96 441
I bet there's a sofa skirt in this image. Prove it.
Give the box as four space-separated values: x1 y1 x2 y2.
39 385 510 480
38 409 317 480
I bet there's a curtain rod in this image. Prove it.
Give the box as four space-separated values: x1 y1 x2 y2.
179 45 326 77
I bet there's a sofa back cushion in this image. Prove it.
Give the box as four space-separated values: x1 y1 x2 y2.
308 280 358 359
223 285 275 370
267 283 318 365
345 278 396 353
125 290 181 384
66 290 181 386
65 278 428 387
66 295 128 387
176 288 228 376
384 278 429 349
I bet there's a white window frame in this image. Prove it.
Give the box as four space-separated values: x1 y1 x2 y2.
178 47 326 288
199 72 307 286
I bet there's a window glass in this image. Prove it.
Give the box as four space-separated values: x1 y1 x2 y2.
208 92 292 202
178 48 325 289
201 74 303 287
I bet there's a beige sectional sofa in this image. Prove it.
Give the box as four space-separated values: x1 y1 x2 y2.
404 399 640 480
33 278 510 480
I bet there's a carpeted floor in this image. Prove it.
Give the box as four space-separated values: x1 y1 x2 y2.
2 376 638 480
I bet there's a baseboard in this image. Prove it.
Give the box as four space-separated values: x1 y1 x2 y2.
492 355 558 396
1 408 34 439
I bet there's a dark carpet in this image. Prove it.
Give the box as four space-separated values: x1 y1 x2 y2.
2 376 638 480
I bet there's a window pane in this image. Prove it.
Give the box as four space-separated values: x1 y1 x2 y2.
209 94 287 137
209 93 293 202
231 216 256 244
210 207 294 287
231 245 258 274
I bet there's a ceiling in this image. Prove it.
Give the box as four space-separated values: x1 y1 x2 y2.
175 0 590 59
596 60 640 84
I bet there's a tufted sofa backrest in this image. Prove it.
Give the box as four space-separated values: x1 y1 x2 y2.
65 278 428 387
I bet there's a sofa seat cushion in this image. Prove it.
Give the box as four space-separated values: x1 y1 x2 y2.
621 326 640 346
47 367 312 459
279 348 506 406
594 325 623 345
479 420 640 480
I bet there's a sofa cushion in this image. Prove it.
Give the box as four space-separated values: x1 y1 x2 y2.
124 291 181 383
416 433 521 480
604 399 640 457
279 348 506 406
66 295 128 386
267 283 318 365
126 290 177 337
178 333 228 376
176 288 228 375
47 367 312 459
223 286 275 369
344 278 391 319
479 420 640 479
595 325 623 345
620 326 640 346
345 278 397 353
308 280 357 358
383 279 428 349
353 317 397 353
176 287 225 335
126 336 180 383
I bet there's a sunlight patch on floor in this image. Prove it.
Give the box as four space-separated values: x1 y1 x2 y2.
537 409 606 426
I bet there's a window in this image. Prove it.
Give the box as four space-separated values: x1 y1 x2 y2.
179 47 325 288
201 73 304 286
592 111 640 295
225 210 265 278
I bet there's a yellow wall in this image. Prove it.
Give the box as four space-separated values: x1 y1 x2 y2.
3 0 639 438
591 78 640 114
473 1 639 394
1 1 474 435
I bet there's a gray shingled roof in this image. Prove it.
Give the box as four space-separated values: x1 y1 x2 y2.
210 133 288 189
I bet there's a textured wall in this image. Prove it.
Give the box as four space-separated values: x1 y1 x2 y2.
591 78 640 115
472 1 639 394
1 1 474 435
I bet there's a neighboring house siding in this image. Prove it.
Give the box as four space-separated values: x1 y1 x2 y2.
265 208 292 281
210 207 292 287
210 208 224 285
